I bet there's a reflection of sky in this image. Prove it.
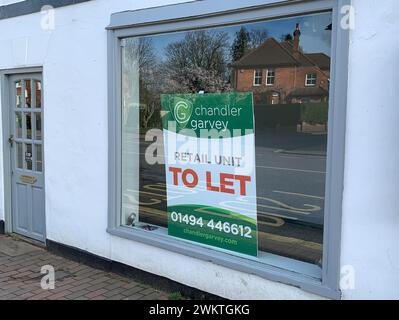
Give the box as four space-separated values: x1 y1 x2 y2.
150 12 332 61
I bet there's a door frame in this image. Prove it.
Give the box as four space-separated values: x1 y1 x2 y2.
0 66 45 241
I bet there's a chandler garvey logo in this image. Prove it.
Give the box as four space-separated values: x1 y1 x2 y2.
171 97 193 129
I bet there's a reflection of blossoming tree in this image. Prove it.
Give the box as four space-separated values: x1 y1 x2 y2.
130 31 236 129
162 66 232 93
162 30 232 93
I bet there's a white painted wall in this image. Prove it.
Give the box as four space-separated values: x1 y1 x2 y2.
0 0 398 299
340 0 399 300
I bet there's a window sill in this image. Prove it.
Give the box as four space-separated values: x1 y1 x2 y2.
107 225 341 299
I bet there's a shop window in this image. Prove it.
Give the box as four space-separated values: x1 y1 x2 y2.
121 12 330 266
108 0 349 299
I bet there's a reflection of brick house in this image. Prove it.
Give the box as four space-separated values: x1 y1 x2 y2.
231 25 330 105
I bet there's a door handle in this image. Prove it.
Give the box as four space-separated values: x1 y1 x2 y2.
8 134 14 147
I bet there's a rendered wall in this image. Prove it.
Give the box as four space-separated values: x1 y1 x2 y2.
340 0 399 300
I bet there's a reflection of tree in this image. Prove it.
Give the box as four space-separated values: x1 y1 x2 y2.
162 31 231 93
134 39 160 130
231 27 269 62
231 27 250 62
280 33 303 52
280 33 293 42
248 29 269 49
140 83 158 130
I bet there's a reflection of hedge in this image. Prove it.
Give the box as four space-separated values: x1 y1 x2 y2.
300 103 328 125
255 104 301 127
255 102 328 127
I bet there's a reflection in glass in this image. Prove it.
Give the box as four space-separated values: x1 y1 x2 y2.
35 113 42 140
25 80 31 108
36 144 43 172
15 112 22 138
25 113 32 139
35 80 42 108
121 13 332 265
16 81 22 108
266 69 275 86
16 142 23 169
26 144 32 170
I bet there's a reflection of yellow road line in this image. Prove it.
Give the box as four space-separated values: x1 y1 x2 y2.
127 189 166 199
259 232 322 252
257 213 285 227
140 206 167 218
273 190 325 200
257 165 326 174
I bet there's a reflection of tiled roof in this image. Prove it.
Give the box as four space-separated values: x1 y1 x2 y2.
231 37 330 70
280 41 315 67
288 87 329 97
305 53 331 70
231 38 298 68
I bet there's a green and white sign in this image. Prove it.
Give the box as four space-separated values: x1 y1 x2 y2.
161 92 258 257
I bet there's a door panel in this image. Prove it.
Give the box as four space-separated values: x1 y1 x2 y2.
9 73 45 242
15 183 29 231
32 186 45 235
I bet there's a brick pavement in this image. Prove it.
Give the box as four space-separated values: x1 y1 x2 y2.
0 235 169 300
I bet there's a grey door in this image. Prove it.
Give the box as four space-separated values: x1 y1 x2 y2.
9 74 45 242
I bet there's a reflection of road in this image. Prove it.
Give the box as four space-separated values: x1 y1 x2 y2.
134 128 327 226
254 127 326 226
122 129 325 264
255 146 325 226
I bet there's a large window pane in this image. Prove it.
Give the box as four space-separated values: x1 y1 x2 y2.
121 12 332 265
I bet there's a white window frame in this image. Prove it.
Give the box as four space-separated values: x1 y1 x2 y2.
306 73 317 86
266 68 275 86
107 0 350 300
253 69 263 86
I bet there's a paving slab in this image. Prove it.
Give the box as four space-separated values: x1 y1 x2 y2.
0 235 170 300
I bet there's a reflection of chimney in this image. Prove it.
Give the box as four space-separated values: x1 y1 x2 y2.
293 23 301 52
